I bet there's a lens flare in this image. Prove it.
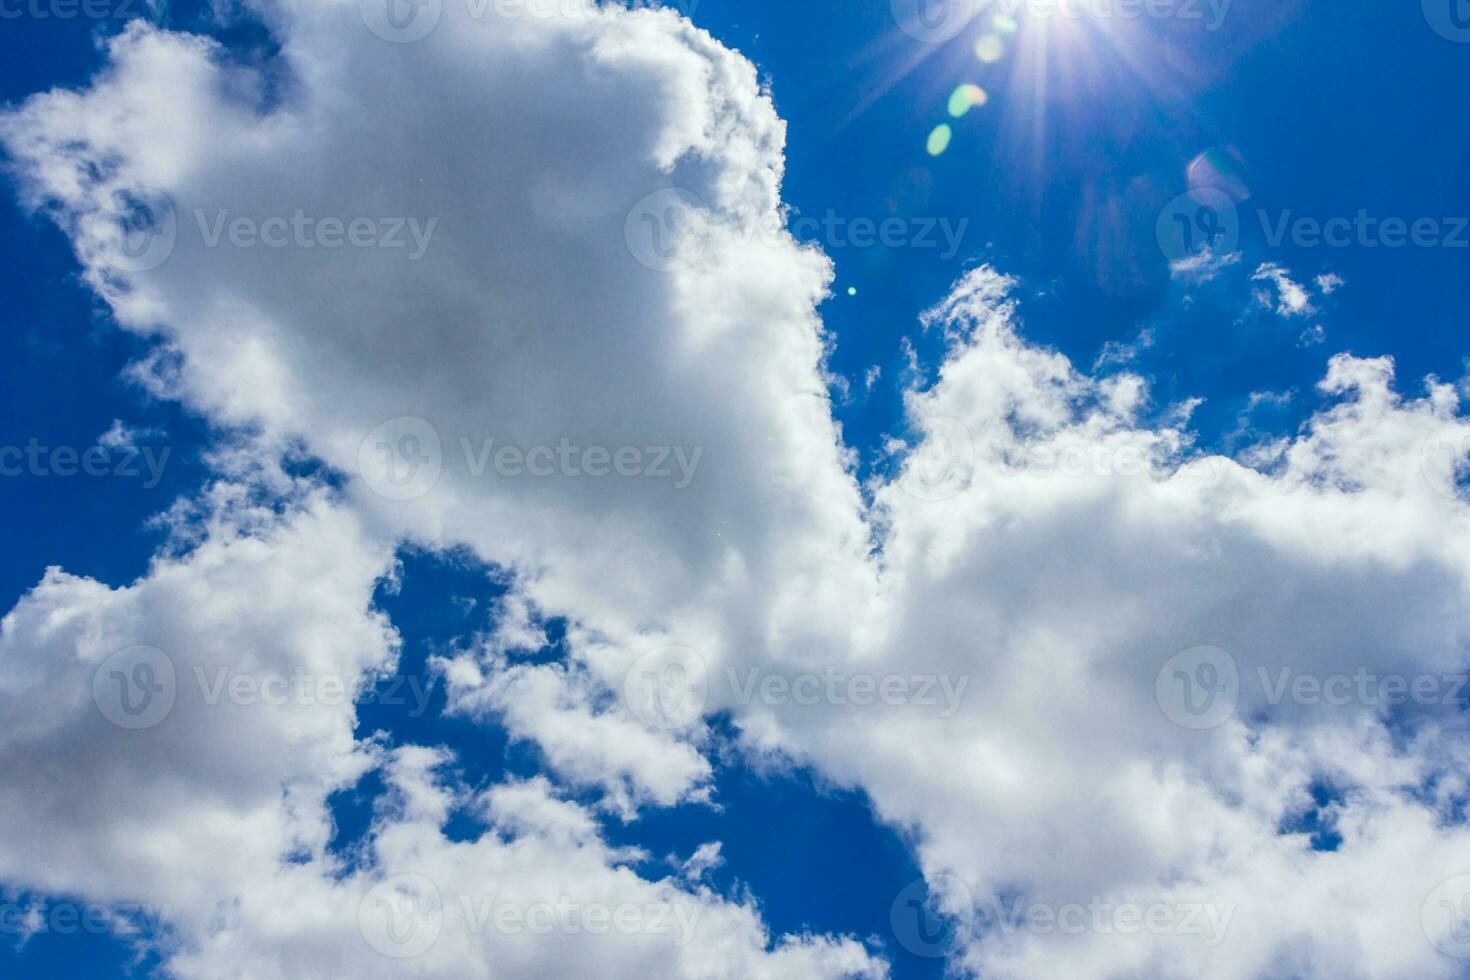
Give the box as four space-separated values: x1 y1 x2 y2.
947 83 989 117
926 124 954 156
974 34 1005 63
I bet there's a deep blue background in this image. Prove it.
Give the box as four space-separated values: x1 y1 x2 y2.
2 0 1468 975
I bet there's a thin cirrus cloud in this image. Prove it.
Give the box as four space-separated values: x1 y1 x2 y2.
1 4 1469 980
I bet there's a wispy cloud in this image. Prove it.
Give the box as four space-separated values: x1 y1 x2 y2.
1170 244 1242 284
1252 262 1315 317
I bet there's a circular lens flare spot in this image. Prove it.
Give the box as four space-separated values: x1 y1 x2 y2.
1187 147 1251 204
947 84 989 117
993 12 1019 33
974 34 1005 63
926 124 954 156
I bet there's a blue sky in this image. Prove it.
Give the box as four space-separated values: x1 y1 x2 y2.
2 1 1469 978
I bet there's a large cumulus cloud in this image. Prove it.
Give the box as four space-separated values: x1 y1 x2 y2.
3 1 1470 978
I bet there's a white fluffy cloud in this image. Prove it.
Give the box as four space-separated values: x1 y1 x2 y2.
826 269 1470 978
0 488 395 911
1252 262 1315 317
0 485 883 978
4 2 1470 979
0 2 883 975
